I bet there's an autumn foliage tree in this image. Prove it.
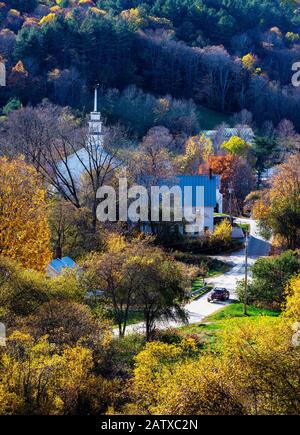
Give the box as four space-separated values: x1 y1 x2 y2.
128 317 300 415
7 60 29 100
212 220 232 248
284 274 300 323
0 331 118 415
130 137 176 186
0 157 51 271
208 154 255 214
242 53 257 72
221 136 251 158
177 133 214 175
253 154 300 249
83 234 187 339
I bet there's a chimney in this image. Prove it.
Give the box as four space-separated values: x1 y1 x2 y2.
55 246 62 259
209 168 213 179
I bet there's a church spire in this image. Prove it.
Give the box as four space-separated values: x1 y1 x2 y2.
94 84 99 112
89 84 103 150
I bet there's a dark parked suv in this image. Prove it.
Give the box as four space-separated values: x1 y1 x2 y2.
207 287 230 303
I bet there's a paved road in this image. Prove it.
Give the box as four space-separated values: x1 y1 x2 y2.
117 219 271 335
184 218 271 324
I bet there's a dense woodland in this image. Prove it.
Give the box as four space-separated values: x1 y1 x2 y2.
1 1 300 132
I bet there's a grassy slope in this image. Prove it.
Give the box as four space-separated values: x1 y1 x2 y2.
180 303 280 347
205 303 280 321
198 106 232 130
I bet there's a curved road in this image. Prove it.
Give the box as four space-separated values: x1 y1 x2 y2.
117 219 271 335
185 218 271 324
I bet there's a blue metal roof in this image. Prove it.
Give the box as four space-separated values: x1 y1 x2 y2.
158 175 219 208
178 175 218 207
49 256 77 274
61 256 76 268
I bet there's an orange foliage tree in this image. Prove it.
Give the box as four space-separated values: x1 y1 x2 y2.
10 60 28 79
0 157 51 271
8 61 29 99
207 154 255 213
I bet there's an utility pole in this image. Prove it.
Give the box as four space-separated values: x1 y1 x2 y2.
244 231 249 316
228 183 234 224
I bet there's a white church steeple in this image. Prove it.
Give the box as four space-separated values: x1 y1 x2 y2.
0 57 6 87
94 84 98 112
88 84 103 150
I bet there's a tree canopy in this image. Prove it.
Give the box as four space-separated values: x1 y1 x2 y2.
0 157 51 271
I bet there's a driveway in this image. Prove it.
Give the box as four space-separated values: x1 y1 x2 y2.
117 219 271 335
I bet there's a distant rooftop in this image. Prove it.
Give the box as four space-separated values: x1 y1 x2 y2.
47 256 77 277
203 127 254 144
57 147 111 185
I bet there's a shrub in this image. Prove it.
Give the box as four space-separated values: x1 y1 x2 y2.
237 251 300 308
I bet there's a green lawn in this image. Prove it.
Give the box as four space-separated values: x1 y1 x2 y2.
197 106 231 130
179 303 280 346
236 223 250 234
192 277 206 292
214 213 231 218
207 259 231 277
189 281 213 301
189 259 231 300
205 303 280 322
112 309 145 329
191 259 230 288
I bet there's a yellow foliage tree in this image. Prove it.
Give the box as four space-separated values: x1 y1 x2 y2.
130 339 199 412
90 7 107 16
0 331 110 415
8 9 20 18
242 53 256 72
154 98 170 119
50 6 61 13
178 134 214 174
129 317 300 415
284 274 300 323
221 136 250 158
252 197 270 221
105 233 127 253
0 157 51 271
121 8 145 27
212 220 232 247
286 31 300 42
39 13 56 25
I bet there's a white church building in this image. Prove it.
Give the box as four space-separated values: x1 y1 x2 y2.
57 86 113 184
